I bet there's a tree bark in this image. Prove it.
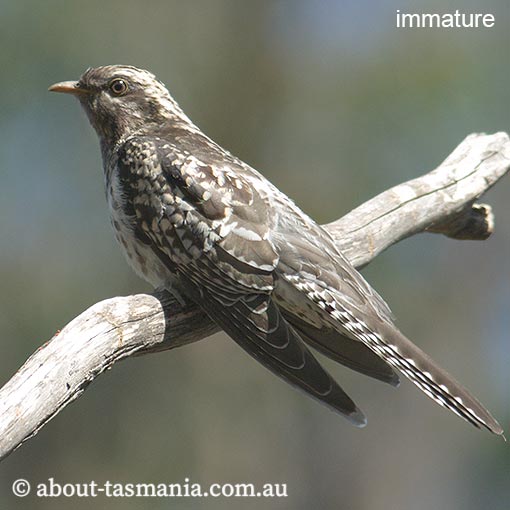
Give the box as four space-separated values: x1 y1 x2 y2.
1 132 508 461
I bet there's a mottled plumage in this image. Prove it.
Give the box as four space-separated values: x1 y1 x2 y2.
49 65 503 435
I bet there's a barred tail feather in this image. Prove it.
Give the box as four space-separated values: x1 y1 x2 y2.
370 324 504 436
282 311 400 386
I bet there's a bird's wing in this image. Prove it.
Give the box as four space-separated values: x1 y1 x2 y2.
117 137 366 425
183 265 366 426
275 227 503 435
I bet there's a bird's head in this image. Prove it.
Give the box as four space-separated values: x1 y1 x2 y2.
49 65 189 144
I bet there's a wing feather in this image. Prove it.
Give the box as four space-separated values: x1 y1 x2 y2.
189 282 367 426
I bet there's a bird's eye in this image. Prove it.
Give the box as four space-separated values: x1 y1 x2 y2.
109 79 128 96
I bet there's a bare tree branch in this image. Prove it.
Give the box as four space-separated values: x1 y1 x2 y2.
1 132 508 461
326 132 509 267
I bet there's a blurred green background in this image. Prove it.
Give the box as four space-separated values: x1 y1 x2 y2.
0 1 509 509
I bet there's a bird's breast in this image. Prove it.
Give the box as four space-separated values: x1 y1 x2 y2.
104 154 220 287
104 157 172 287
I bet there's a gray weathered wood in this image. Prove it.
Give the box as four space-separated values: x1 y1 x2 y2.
0 132 508 461
327 132 510 267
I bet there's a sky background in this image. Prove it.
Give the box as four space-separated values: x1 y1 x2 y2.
0 1 509 509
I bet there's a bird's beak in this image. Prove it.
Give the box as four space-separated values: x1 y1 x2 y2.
48 81 89 95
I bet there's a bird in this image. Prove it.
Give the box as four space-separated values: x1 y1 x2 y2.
49 65 503 436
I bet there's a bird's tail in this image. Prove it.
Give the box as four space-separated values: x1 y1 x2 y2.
282 311 400 386
370 323 504 436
